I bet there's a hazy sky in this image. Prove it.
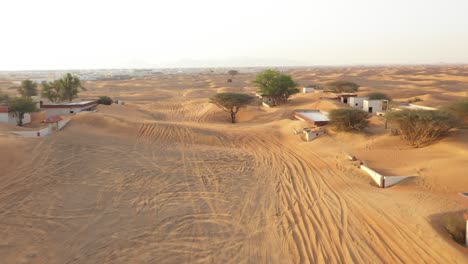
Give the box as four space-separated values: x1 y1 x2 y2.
1 0 467 70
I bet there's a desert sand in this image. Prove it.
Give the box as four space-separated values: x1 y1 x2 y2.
0 66 467 263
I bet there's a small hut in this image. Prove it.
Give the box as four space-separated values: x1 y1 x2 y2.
43 115 62 132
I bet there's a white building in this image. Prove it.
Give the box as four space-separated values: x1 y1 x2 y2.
0 106 31 125
303 87 315 93
348 97 368 108
40 100 98 118
363 99 389 113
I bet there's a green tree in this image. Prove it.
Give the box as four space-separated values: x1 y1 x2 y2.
41 80 62 102
17 79 38 97
386 110 460 147
326 81 359 93
40 73 86 102
59 73 86 102
228 70 239 79
367 92 391 101
328 108 370 131
8 97 38 126
209 93 252 123
253 69 299 106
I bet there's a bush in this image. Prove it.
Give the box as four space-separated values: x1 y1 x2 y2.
329 108 370 131
97 96 113 105
407 97 423 103
367 92 391 101
386 110 460 147
442 214 466 245
445 98 468 125
326 81 359 93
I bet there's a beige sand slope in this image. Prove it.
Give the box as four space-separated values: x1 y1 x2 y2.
0 66 467 263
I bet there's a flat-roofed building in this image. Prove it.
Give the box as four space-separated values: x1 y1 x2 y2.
293 110 329 126
40 100 98 118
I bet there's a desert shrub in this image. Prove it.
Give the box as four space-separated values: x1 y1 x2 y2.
97 96 113 105
328 108 370 131
444 98 468 125
367 92 391 101
407 97 423 103
326 81 359 93
442 214 466 244
386 110 460 147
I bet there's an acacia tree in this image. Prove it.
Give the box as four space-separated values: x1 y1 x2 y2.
0 90 9 104
253 69 299 106
367 92 391 101
326 81 359 93
8 97 38 126
18 80 38 97
227 70 239 80
386 110 460 147
209 93 252 123
328 108 370 131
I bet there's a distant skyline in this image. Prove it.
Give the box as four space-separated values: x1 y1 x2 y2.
1 0 467 70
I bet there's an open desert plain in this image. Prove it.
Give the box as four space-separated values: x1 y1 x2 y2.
0 66 467 263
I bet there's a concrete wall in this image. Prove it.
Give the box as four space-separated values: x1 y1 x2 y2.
0 113 30 125
303 130 324 142
360 165 384 187
349 97 367 108
363 100 384 113
57 119 71 131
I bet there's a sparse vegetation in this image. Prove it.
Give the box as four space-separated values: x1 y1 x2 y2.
328 108 370 131
367 92 391 101
97 96 113 105
17 80 38 97
227 70 239 81
209 93 252 123
8 97 38 126
386 110 460 147
253 69 299 106
442 214 466 245
407 97 423 103
445 98 468 125
41 73 86 102
326 81 359 93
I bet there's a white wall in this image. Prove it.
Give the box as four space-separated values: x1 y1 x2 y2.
349 97 367 108
303 87 315 93
0 113 30 125
303 130 324 142
363 100 384 113
360 165 384 187
12 126 51 137
383 176 412 188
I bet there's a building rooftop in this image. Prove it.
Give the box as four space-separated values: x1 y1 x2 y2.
43 100 96 106
295 110 329 122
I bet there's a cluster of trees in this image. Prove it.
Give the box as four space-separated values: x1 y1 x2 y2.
210 69 298 123
326 81 359 93
253 69 299 106
0 73 86 126
328 109 370 131
41 73 86 102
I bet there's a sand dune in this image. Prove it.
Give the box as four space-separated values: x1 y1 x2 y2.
0 66 467 263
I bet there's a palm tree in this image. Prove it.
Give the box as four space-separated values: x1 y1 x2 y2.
59 73 86 102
